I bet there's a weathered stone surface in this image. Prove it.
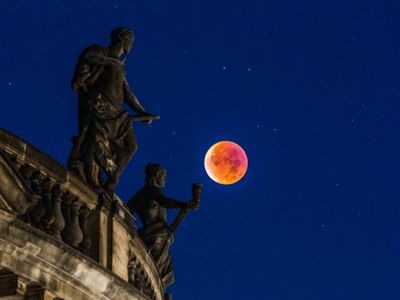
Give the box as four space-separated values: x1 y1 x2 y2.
0 152 32 215
0 209 154 300
98 211 108 268
25 144 66 183
63 172 97 210
0 128 164 299
50 185 65 240
112 220 130 281
79 206 91 254
0 129 26 158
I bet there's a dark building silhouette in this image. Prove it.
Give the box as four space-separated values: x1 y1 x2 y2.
0 128 165 300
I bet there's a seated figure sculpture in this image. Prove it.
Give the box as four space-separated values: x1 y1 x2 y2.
128 163 200 287
68 27 157 193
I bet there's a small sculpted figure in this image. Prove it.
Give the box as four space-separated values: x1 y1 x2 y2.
128 163 201 287
68 27 157 193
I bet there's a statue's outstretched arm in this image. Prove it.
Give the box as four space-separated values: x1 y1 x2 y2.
123 79 147 114
154 190 187 210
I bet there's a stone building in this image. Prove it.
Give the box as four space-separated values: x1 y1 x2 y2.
0 128 165 300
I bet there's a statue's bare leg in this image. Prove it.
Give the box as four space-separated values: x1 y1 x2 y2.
86 157 101 191
104 130 137 192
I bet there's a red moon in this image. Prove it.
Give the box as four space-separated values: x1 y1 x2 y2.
204 141 248 185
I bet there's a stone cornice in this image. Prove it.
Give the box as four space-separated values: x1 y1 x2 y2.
0 209 151 300
0 128 164 300
0 128 97 210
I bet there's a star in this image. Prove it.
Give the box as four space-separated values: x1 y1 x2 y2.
8 82 12 86
222 65 227 70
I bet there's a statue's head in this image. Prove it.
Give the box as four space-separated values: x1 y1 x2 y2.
111 27 134 54
145 163 167 188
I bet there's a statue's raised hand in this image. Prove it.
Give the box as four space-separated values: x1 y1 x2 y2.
185 199 200 211
142 119 152 125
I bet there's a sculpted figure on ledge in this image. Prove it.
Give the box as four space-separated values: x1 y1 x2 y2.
68 27 159 193
128 163 201 288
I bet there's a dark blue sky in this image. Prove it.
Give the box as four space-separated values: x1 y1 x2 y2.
1 1 400 299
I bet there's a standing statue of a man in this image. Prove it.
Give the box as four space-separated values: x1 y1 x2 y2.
128 163 200 288
68 27 156 193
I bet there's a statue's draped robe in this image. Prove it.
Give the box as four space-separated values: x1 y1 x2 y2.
69 45 136 187
128 185 186 287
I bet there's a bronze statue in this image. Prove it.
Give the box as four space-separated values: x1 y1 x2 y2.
68 27 159 193
127 163 201 288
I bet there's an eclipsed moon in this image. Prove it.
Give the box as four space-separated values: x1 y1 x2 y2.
204 141 248 185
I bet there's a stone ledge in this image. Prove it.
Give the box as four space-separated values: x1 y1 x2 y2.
0 209 160 300
0 128 97 210
0 128 164 300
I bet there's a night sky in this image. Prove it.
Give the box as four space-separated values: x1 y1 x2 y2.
1 1 400 299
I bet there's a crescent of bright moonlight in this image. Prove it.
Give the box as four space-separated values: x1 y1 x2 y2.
204 141 248 185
